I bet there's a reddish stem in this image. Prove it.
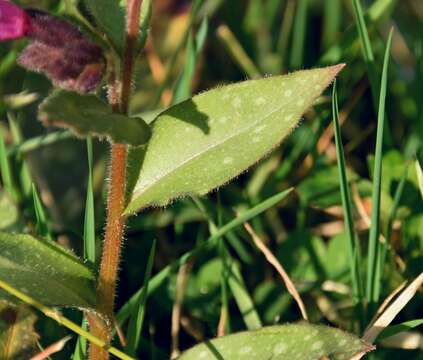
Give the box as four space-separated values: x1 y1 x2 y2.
89 1 143 358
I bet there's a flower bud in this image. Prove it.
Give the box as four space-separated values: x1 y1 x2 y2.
0 0 31 41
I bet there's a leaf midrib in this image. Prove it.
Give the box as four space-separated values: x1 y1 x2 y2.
133 100 294 199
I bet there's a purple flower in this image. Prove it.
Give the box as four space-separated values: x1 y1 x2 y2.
0 3 104 93
0 0 31 41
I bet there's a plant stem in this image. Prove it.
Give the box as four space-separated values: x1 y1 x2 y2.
89 1 143 358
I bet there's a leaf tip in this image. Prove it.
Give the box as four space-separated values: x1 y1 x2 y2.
329 63 346 77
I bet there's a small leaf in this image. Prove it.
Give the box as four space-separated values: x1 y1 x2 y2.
0 300 38 359
125 65 344 214
177 323 373 360
38 90 151 146
0 232 96 309
83 0 125 53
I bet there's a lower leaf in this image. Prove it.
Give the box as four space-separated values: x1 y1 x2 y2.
178 323 374 360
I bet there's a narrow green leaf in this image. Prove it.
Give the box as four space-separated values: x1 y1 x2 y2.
83 0 125 53
125 65 344 214
366 29 393 304
72 319 88 360
7 113 32 198
0 232 96 309
32 184 51 240
126 240 156 355
332 82 362 301
173 18 208 104
83 137 96 265
178 323 374 360
117 188 293 325
416 160 423 199
290 0 309 69
322 0 341 49
38 90 151 146
351 0 393 146
7 130 73 156
227 260 262 330
378 319 423 340
136 0 152 54
0 300 38 359
0 129 19 202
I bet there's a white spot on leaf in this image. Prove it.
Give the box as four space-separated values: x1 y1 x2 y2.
232 97 242 108
239 346 252 354
273 343 286 355
255 97 266 105
223 157 233 164
284 89 293 97
311 341 324 350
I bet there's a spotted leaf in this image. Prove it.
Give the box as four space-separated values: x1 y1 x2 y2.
125 65 344 214
178 323 373 360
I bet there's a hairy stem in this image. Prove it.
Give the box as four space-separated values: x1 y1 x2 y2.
89 1 143 359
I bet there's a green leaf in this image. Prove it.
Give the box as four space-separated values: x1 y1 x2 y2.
177 323 373 360
32 184 51 239
83 0 125 53
0 232 96 309
172 18 208 104
366 29 393 303
84 137 96 265
136 0 152 54
0 300 38 359
378 319 423 340
227 260 262 330
38 90 151 146
416 160 423 199
125 65 344 214
126 239 156 355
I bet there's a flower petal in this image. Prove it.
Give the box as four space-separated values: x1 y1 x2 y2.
0 0 31 41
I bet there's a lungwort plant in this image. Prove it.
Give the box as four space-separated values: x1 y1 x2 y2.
0 0 420 359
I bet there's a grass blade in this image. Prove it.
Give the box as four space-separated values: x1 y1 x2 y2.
351 0 392 145
322 0 341 50
366 29 393 305
7 130 73 156
378 163 408 293
84 137 96 265
172 18 208 104
32 183 51 240
117 188 293 325
7 113 32 198
0 127 19 202
378 319 423 340
216 24 261 78
227 259 262 330
126 239 156 355
332 81 362 302
290 0 308 69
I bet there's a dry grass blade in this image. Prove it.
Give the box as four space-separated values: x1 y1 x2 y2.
171 261 193 359
243 222 308 320
380 331 423 350
363 272 423 343
31 336 72 360
365 281 407 332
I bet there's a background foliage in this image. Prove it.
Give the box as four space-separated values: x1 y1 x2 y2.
0 0 422 358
